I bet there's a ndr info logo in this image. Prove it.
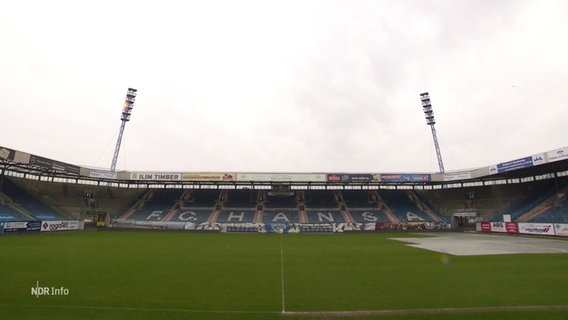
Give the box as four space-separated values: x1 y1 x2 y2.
31 281 70 298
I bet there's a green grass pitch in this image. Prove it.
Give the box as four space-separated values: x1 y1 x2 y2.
1 231 567 320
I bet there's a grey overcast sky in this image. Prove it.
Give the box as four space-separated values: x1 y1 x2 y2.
1 0 567 173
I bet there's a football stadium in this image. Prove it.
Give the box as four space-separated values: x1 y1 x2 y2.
1 134 568 320
2 2 568 318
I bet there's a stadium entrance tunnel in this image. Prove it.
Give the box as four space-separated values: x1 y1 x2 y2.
451 212 478 231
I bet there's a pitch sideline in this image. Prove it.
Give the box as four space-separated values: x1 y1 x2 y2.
2 304 568 317
282 305 568 317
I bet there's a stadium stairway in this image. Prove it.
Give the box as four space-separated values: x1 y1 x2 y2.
35 193 73 219
205 191 228 223
517 185 568 222
162 207 180 222
0 196 37 221
252 207 263 223
1 179 70 221
371 191 399 222
297 191 308 223
118 189 157 220
0 193 32 218
252 191 266 223
253 207 263 223
334 191 355 223
405 190 445 223
206 207 219 223
163 190 193 221
530 196 568 223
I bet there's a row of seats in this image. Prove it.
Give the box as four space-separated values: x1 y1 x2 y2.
116 189 445 224
0 204 31 221
531 196 568 223
0 179 68 222
3 174 567 224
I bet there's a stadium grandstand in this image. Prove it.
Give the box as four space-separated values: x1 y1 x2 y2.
0 145 567 235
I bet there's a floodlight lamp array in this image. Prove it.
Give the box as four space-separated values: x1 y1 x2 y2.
121 88 137 121
420 92 435 125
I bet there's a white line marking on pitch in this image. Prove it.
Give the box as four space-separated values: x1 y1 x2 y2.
0 304 279 314
4 304 567 317
280 233 286 313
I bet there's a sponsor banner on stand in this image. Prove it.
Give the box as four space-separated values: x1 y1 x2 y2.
490 222 507 233
184 222 196 230
554 224 568 237
480 222 491 232
491 156 534 174
505 222 519 234
364 223 376 231
29 155 81 175
236 173 326 182
380 174 431 182
444 171 472 181
326 173 380 183
375 222 447 231
518 223 555 236
112 220 186 230
181 173 235 182
0 146 16 161
41 220 80 232
532 154 545 166
130 172 181 181
89 169 117 179
547 147 568 163
3 221 42 233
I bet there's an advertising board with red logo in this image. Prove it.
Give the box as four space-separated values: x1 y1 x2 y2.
505 222 519 234
518 223 555 236
480 221 509 233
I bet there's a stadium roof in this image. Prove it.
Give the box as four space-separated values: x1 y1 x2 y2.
1 145 567 189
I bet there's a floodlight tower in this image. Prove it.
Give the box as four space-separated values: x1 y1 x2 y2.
110 88 137 172
420 92 445 173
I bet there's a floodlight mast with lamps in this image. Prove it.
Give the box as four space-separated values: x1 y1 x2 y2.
110 88 137 172
420 92 445 173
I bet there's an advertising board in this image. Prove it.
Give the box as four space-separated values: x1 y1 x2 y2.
554 224 568 237
490 222 507 233
505 222 519 234
40 220 80 232
236 173 326 182
0 146 16 161
181 173 235 181
444 171 472 181
326 173 379 183
130 172 181 181
380 174 431 182
518 223 555 236
112 220 186 230
490 156 535 174
3 221 41 233
29 154 80 175
548 147 568 163
89 169 117 179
